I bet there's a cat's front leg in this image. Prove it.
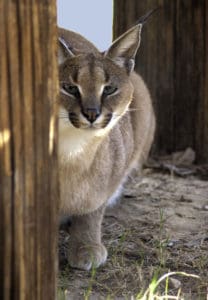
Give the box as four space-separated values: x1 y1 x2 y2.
67 204 107 271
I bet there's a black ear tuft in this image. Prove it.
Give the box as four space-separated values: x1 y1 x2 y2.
135 7 160 26
104 8 160 74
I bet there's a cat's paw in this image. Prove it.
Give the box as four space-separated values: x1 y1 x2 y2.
68 242 107 271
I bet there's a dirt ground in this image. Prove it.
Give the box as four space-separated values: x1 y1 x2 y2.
58 155 208 299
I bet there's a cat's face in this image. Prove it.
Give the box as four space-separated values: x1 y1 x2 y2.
59 53 133 131
58 23 142 133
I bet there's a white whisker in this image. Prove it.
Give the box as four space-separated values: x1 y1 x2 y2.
127 108 143 112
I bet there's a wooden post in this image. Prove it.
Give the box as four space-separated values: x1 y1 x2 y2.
0 1 59 299
113 0 208 162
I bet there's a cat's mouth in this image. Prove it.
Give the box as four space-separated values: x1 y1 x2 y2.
68 112 113 130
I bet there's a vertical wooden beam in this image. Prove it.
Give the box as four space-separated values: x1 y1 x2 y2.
206 2 208 159
0 1 59 299
113 0 176 155
201 1 208 161
113 0 208 162
140 0 175 155
174 0 205 159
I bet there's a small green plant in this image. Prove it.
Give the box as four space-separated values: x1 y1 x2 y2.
156 209 170 267
136 271 200 300
57 288 66 300
84 263 97 300
110 229 130 266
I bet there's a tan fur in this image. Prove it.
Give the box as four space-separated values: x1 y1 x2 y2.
58 25 155 270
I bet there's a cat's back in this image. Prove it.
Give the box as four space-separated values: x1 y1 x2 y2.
58 27 99 55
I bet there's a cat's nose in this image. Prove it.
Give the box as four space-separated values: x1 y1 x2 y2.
83 107 100 123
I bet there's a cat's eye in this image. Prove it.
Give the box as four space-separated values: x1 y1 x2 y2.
103 85 117 96
62 83 80 97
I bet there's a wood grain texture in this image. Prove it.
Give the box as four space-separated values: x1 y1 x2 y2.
0 1 59 299
114 0 208 162
202 0 208 161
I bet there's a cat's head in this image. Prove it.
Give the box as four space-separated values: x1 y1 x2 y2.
58 24 142 133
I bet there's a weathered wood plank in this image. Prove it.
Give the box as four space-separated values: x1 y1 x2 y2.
205 2 208 160
0 1 59 299
0 4 13 299
114 0 208 162
201 1 208 161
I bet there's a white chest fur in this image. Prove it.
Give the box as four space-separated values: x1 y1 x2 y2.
58 119 95 158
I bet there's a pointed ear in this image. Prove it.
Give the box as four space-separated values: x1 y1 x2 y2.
58 37 75 65
104 24 142 73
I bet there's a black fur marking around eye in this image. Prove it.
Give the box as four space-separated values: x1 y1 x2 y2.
62 83 80 98
71 68 79 83
104 70 110 83
103 86 117 96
